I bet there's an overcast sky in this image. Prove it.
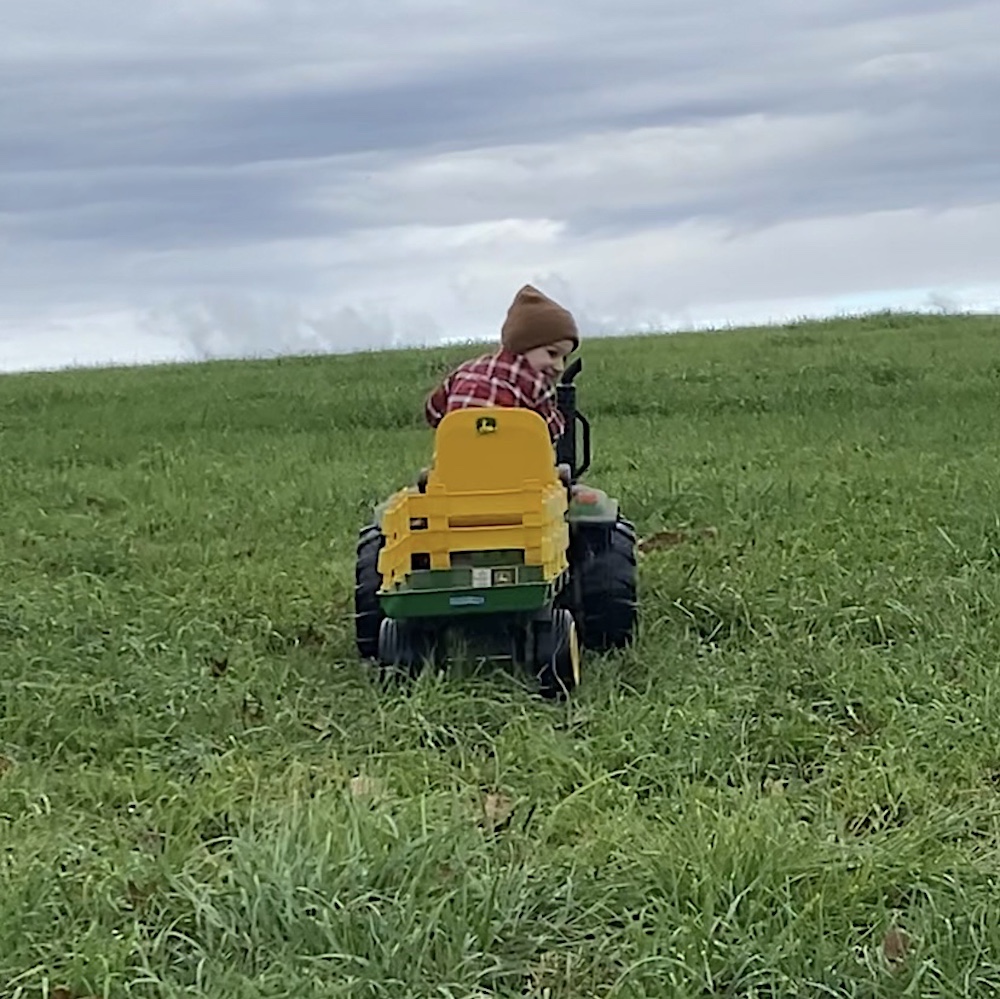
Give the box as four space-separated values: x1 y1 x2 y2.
2 0 998 372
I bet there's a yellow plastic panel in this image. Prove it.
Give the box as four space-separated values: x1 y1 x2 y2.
376 407 570 591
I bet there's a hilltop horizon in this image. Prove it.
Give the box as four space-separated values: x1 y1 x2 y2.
4 305 995 379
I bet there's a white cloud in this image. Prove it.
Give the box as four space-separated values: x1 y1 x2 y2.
0 312 184 373
3 199 996 373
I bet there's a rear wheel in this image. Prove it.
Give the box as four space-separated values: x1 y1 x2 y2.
354 525 385 660
534 607 581 699
568 516 638 651
377 618 438 681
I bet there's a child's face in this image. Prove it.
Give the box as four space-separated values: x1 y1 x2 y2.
523 339 574 381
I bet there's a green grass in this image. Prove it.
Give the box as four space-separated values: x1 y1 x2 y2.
2 310 1000 997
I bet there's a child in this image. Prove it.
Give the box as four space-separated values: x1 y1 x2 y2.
425 284 579 443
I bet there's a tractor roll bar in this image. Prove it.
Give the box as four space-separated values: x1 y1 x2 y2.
555 357 591 479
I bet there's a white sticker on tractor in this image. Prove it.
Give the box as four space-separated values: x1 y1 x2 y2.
450 595 485 606
471 568 491 588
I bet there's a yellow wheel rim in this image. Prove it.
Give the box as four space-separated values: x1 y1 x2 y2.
569 617 581 686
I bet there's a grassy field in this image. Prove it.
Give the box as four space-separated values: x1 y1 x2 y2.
2 311 1000 997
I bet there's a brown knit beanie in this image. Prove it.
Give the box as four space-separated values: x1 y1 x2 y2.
500 284 579 355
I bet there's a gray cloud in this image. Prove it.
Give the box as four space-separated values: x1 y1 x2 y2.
1 0 998 370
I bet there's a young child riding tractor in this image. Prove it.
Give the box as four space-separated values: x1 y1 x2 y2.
353 283 638 698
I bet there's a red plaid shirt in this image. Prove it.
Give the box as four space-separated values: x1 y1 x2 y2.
425 350 566 441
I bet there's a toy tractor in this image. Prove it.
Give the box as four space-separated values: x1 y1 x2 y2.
353 357 638 697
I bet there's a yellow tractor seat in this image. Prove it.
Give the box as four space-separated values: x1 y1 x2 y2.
377 407 571 590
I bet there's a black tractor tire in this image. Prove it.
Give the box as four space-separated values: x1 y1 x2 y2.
570 516 638 652
354 524 385 660
616 516 638 542
377 618 437 682
534 607 581 699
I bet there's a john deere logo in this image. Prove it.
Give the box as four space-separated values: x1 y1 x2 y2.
476 416 497 434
